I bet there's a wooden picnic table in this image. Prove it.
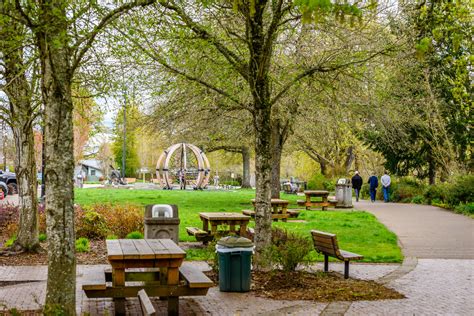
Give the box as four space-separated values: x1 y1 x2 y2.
298 190 335 210
82 239 212 315
200 212 251 237
249 198 290 222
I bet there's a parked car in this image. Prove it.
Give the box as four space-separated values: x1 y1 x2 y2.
0 170 17 195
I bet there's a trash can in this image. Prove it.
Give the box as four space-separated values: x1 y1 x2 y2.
216 236 254 292
335 178 353 208
144 204 180 243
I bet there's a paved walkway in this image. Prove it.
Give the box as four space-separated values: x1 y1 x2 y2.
354 200 474 259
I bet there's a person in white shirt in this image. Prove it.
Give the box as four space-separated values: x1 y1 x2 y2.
381 171 391 202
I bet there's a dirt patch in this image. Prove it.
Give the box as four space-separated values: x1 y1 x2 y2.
0 240 108 266
252 270 404 301
206 270 404 302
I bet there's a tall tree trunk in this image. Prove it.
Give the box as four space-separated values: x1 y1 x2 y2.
241 146 251 188
1 16 39 252
428 154 436 185
320 160 327 176
271 121 283 198
11 123 39 251
248 1 273 267
37 5 76 313
344 146 355 175
253 106 272 266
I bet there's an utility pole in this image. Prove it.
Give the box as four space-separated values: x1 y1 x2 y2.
122 89 127 179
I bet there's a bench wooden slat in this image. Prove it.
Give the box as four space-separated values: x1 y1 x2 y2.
106 239 123 260
146 239 170 258
82 268 107 291
186 227 209 237
340 250 364 260
138 289 156 316
179 264 214 289
134 239 156 260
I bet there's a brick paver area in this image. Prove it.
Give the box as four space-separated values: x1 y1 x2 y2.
347 259 474 315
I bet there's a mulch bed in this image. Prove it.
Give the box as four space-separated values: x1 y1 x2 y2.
0 240 108 266
206 269 404 302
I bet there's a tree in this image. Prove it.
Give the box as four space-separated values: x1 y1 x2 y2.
0 5 39 252
1 1 156 312
115 0 392 263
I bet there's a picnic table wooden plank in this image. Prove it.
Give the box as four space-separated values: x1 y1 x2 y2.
119 239 141 259
145 239 169 258
159 239 186 258
106 239 123 260
199 212 250 221
304 190 329 196
133 239 156 260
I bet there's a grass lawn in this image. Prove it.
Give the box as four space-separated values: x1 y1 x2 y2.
75 188 403 263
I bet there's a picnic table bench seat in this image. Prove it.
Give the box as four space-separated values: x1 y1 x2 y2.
82 267 107 291
186 226 211 242
311 230 363 279
138 289 156 316
242 209 297 219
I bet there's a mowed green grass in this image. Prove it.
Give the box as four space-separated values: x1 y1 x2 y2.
75 188 402 263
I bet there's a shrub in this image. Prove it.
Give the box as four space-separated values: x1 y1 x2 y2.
411 195 424 204
390 177 426 202
307 174 335 191
39 233 47 242
4 235 16 248
75 237 90 252
453 203 474 216
125 231 144 239
76 210 108 239
424 184 447 204
106 235 118 240
88 204 144 238
446 175 474 207
265 228 313 272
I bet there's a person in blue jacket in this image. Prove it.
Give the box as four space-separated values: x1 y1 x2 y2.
368 172 379 202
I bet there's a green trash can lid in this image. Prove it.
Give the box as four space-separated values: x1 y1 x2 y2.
217 236 253 248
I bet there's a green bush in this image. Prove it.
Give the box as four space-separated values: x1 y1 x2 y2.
39 233 47 242
453 203 474 216
411 195 424 204
4 235 16 248
265 228 313 272
75 237 90 252
446 175 474 207
125 231 144 239
390 177 426 202
307 174 334 191
106 235 118 240
424 184 447 204
76 210 108 239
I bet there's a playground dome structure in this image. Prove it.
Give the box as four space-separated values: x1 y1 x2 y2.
156 143 211 190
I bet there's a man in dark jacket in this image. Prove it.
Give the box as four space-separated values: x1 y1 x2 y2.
368 172 379 202
351 171 363 202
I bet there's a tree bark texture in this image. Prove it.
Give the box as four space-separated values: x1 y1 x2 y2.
1 15 39 252
36 4 76 314
241 146 251 188
248 1 273 265
270 121 284 198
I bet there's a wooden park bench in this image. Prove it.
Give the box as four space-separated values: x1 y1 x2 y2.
310 230 363 279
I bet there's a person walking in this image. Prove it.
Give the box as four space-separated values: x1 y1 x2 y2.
368 172 379 202
351 171 363 202
381 171 391 202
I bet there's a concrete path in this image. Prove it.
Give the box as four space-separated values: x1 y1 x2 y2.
354 200 474 259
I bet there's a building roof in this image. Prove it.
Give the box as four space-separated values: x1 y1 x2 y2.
79 159 102 171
